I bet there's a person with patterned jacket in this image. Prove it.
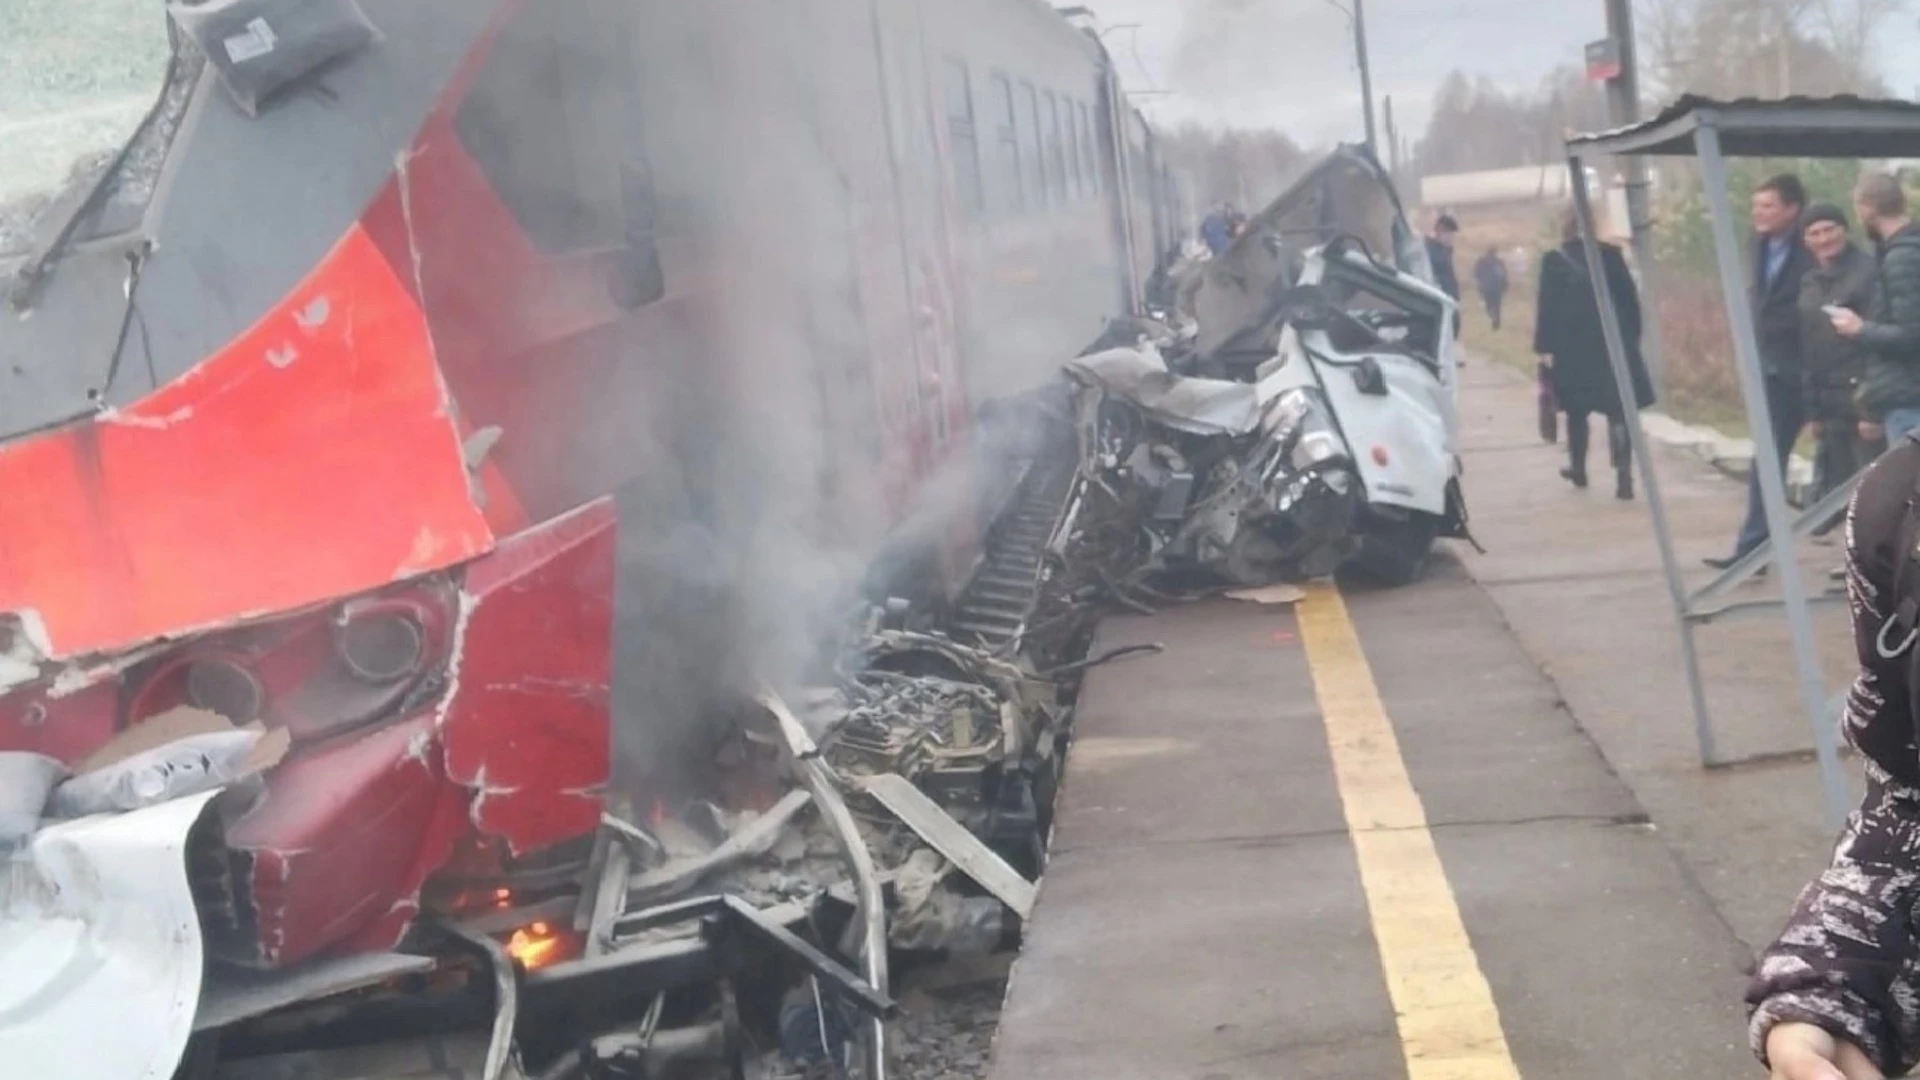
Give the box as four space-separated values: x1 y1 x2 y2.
1748 435 1920 1080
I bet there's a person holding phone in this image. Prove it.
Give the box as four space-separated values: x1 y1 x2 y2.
1797 203 1883 535
1830 172 1920 446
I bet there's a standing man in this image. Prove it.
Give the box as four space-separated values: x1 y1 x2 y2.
1426 214 1461 302
1474 246 1510 330
1832 171 1920 446
1707 174 1813 571
1795 203 1881 537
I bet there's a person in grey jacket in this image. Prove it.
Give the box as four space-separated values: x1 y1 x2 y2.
1797 203 1883 533
1833 172 1920 445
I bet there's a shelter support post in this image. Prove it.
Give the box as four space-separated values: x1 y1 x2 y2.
1566 154 1720 769
1692 123 1847 827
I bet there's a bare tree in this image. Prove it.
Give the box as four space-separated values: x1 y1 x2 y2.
1159 123 1307 211
1810 0 1913 79
1634 0 1905 99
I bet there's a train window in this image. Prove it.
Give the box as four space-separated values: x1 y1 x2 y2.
943 59 985 220
454 0 636 255
1063 105 1082 199
1018 82 1045 207
1079 101 1101 196
1043 93 1067 204
990 73 1023 214
1075 104 1092 199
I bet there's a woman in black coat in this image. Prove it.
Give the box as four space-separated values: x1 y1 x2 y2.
1533 209 1656 500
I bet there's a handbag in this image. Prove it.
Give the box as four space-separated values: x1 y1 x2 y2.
1537 360 1558 444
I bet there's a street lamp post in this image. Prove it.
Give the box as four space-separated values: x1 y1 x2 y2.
1354 0 1377 153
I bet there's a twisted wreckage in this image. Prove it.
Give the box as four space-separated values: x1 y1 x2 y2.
0 6 1459 1069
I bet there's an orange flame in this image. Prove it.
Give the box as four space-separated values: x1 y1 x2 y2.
507 921 562 970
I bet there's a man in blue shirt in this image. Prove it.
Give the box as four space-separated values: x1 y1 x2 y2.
1708 173 1814 570
1200 204 1234 256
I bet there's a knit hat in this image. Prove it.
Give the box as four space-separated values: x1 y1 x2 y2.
1802 202 1850 232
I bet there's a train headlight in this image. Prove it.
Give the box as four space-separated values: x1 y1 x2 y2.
185 657 265 723
334 610 426 685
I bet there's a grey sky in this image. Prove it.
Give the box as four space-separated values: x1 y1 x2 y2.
1081 0 1920 147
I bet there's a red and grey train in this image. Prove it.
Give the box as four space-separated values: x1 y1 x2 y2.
0 0 1190 988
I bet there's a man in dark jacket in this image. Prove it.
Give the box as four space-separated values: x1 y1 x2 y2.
1426 215 1461 301
1709 173 1814 570
1796 203 1882 534
1834 172 1920 446
1474 247 1509 330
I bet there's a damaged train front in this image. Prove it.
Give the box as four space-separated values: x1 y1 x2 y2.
0 4 631 1076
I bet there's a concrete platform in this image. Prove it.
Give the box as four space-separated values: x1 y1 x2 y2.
988 569 1752 1078
985 359 1865 1079
1452 360 1859 952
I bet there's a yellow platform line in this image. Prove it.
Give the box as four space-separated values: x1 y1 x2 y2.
1296 582 1523 1080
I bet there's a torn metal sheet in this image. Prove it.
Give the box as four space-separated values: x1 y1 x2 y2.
860 772 1037 920
1193 146 1429 362
1065 344 1262 437
890 847 1008 953
0 790 220 1080
759 689 890 1079
0 226 496 687
0 751 64 850
218 713 472 968
438 498 616 856
628 788 813 902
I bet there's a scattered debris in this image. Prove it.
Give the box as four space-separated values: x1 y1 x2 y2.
1224 583 1307 606
862 773 1037 920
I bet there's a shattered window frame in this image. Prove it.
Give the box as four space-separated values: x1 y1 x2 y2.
1320 253 1450 362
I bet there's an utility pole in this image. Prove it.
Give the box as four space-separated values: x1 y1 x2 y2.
1602 0 1666 386
1354 0 1378 154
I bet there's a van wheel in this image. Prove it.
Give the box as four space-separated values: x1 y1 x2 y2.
1350 512 1440 587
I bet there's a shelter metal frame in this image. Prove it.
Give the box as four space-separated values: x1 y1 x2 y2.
1564 95 1920 826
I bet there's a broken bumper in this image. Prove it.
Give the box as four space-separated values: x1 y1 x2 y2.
0 790 220 1080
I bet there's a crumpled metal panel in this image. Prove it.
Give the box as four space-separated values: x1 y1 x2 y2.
0 790 219 1080
1193 147 1420 362
221 713 470 969
0 224 495 680
1064 344 1263 437
438 498 616 856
